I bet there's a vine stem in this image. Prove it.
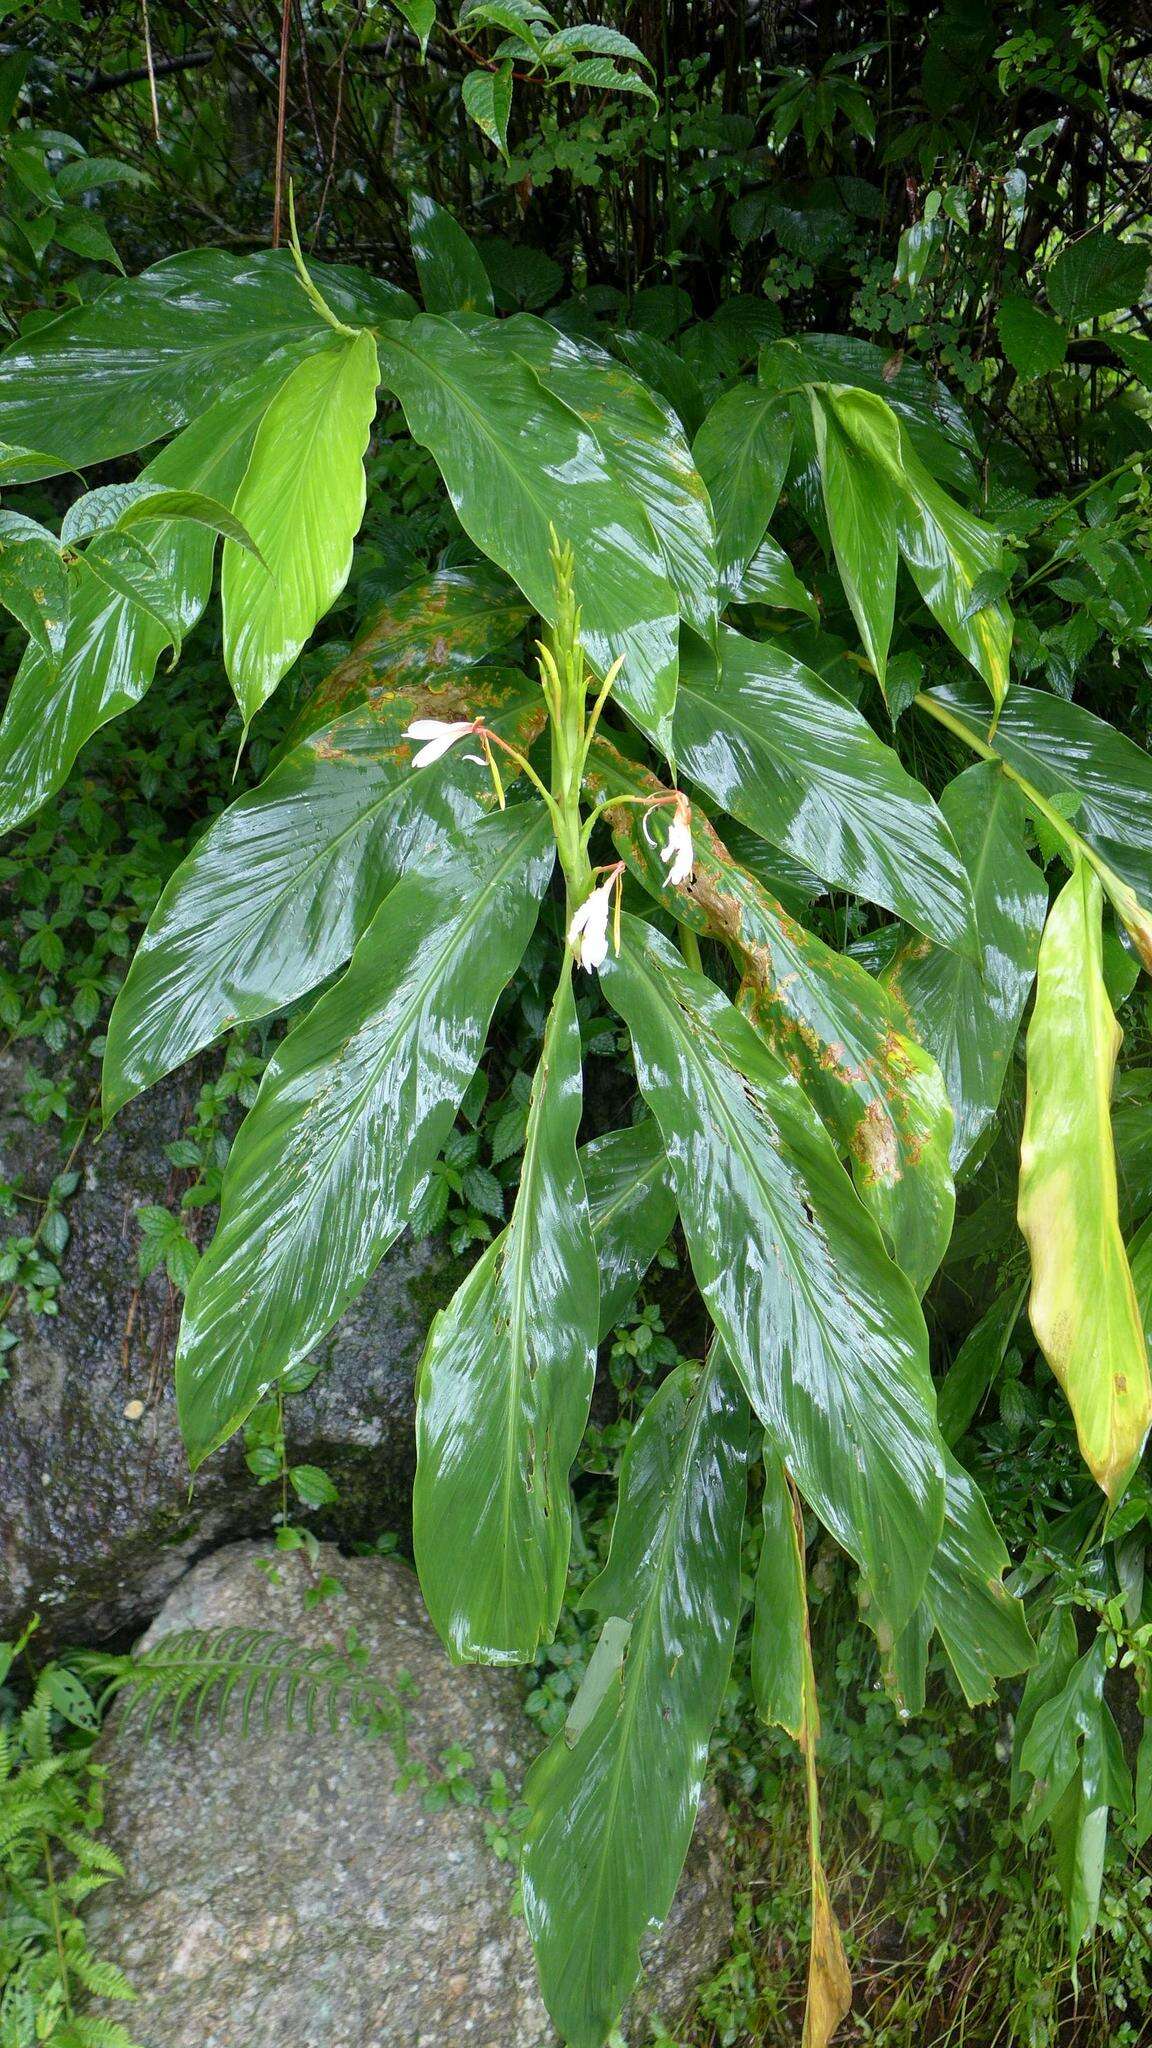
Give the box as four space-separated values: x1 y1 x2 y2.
272 0 292 248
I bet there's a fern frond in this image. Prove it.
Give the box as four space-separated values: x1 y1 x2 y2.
74 1628 408 1749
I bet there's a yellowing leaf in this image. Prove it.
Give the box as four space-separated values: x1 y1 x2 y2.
222 329 379 726
1018 861 1152 1499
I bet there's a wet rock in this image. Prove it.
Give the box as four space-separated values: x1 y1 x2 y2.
87 1542 732 2046
0 1056 453 1643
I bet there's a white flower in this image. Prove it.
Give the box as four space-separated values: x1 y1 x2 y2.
403 718 477 767
659 795 694 887
568 875 616 972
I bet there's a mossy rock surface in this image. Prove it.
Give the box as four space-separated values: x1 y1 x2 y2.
0 1055 454 1643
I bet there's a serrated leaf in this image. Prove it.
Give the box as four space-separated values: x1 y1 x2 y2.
996 295 1068 380
175 804 553 1467
223 330 379 725
884 763 1047 1170
1048 228 1150 324
604 915 946 1635
521 1348 748 2048
1019 860 1152 1499
102 668 542 1118
409 192 494 315
674 628 978 959
414 966 598 1662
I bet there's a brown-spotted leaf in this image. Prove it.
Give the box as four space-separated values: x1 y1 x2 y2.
286 561 532 744
585 737 954 1294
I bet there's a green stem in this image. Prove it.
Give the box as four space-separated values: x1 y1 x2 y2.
914 691 1151 957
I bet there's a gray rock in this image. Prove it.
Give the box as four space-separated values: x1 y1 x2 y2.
0 1056 454 1642
87 1541 732 2047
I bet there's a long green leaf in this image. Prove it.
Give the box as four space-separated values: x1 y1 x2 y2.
521 1348 748 2048
471 311 719 647
1018 860 1152 1500
414 964 598 1663
675 628 978 958
752 1452 807 1738
587 737 954 1292
102 669 542 1118
375 311 682 749
222 331 380 725
883 763 1046 1171
0 248 410 475
0 381 269 835
583 1117 677 1338
605 915 946 1634
175 803 554 1468
409 191 494 314
810 385 899 694
691 382 793 597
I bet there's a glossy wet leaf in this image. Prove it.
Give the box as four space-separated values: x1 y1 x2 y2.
222 330 380 725
674 628 978 958
103 669 542 1119
928 676 1152 907
886 423 1012 715
691 382 793 597
81 530 184 661
807 382 1011 711
176 803 553 1468
374 311 682 749
521 1348 748 2048
761 332 977 493
0 382 267 835
883 764 1047 1171
587 738 954 1292
472 312 719 648
414 966 598 1663
287 562 533 743
0 508 69 659
583 1117 677 1337
605 915 945 1634
1018 861 1152 1500
731 532 817 617
810 384 899 693
409 191 494 314
0 247 409 476
752 1452 807 1739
